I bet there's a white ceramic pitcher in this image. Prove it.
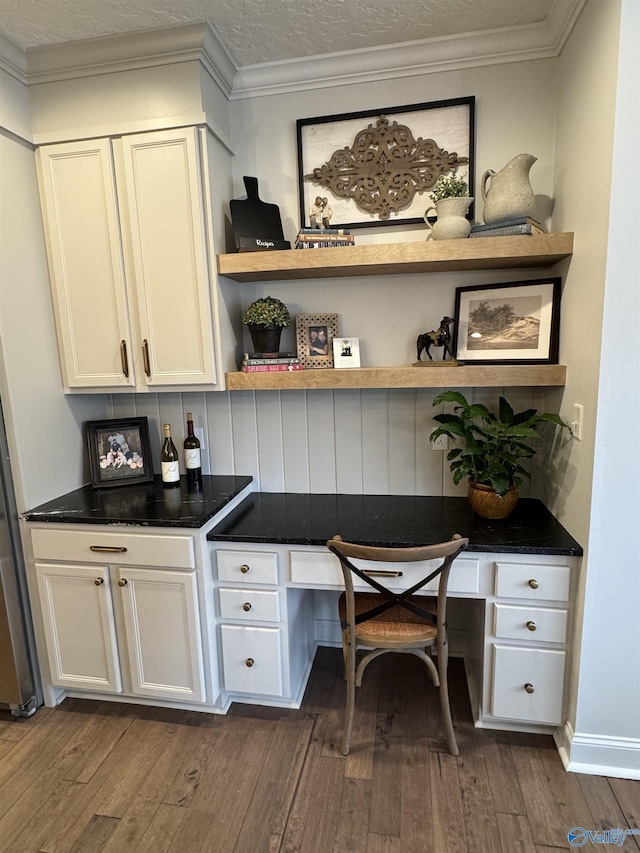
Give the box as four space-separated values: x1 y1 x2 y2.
424 197 473 240
481 154 537 224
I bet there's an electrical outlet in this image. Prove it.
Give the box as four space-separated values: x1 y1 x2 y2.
431 434 449 451
571 404 584 441
194 427 205 448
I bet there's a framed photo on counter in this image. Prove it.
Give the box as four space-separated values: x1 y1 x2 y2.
86 417 154 489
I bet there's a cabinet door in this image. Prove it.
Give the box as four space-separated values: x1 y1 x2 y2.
116 567 205 703
36 140 135 389
116 129 217 387
220 624 284 697
35 562 122 693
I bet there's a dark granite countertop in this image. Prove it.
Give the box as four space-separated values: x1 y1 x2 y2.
23 475 253 529
207 493 583 556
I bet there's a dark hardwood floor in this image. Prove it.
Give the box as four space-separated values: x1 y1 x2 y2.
0 648 638 853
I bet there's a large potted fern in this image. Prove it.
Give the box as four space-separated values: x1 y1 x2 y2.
429 391 570 518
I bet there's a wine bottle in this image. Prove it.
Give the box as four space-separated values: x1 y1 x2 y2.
161 424 180 487
183 412 202 489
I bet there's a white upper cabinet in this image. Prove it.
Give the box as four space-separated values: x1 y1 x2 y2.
37 128 219 392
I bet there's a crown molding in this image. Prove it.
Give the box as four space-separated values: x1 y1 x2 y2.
0 31 27 84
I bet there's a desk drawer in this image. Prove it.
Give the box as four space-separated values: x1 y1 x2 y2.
491 645 565 724
219 588 280 622
495 563 570 602
220 625 283 696
217 550 278 585
494 604 568 644
31 528 195 569
289 551 479 595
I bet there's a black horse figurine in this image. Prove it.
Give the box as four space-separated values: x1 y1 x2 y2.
417 316 456 361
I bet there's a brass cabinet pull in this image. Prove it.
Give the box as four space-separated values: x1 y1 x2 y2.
364 570 403 577
94 577 104 586
90 545 128 553
245 658 254 668
240 564 250 574
526 621 537 631
120 340 129 377
528 578 539 589
118 578 128 587
243 602 252 612
524 683 535 694
142 339 151 376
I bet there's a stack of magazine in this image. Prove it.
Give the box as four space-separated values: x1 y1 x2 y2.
241 352 303 373
469 216 545 238
295 228 355 249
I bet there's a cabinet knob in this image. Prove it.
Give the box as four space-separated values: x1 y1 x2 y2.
524 683 535 694
240 564 250 574
526 621 537 631
243 602 252 612
528 578 539 589
245 658 254 668
94 577 104 586
118 578 128 587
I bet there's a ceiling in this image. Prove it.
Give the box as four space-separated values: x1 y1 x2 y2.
0 0 580 70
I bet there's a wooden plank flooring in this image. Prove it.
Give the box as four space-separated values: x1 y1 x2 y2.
0 648 638 853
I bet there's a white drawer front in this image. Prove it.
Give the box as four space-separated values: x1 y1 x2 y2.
220 625 283 696
495 562 570 602
31 527 194 569
219 588 280 622
289 550 478 595
217 550 278 585
491 645 566 724
494 604 568 644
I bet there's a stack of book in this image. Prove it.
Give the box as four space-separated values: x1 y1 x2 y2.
295 228 355 249
469 216 545 238
241 352 304 373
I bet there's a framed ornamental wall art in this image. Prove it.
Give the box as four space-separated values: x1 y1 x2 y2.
297 97 475 229
453 278 561 365
296 313 339 368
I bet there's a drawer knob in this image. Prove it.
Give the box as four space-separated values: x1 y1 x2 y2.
526 621 537 632
243 602 252 612
528 578 539 589
524 683 535 694
118 578 128 587
245 658 254 668
240 564 250 574
94 577 104 586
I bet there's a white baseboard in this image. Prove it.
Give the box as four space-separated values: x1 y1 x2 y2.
555 721 640 779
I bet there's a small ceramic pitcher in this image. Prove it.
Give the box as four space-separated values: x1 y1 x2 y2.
481 153 537 224
424 197 473 240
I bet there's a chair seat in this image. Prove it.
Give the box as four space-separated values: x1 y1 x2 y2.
339 592 438 645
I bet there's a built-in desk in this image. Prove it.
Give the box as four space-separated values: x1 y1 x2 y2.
207 494 582 733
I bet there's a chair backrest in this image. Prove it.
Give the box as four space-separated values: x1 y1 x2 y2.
326 534 469 635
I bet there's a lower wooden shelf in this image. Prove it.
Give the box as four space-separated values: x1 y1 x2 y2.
225 364 567 391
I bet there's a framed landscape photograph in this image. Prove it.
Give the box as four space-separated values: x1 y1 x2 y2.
453 278 561 365
296 313 339 368
86 417 154 489
297 96 475 229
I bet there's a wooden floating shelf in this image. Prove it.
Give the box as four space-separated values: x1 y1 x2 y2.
217 234 574 282
225 364 567 391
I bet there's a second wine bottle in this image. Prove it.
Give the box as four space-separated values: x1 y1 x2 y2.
184 412 202 489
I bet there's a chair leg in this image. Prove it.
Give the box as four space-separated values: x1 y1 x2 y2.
342 633 357 756
437 636 459 756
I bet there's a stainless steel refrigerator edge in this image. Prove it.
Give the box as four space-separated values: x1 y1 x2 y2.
0 395 40 716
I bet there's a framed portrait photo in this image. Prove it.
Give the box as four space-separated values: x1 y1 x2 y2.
454 278 561 365
86 417 154 489
296 313 339 368
297 96 475 229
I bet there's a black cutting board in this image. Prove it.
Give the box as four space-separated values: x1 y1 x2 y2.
230 176 290 251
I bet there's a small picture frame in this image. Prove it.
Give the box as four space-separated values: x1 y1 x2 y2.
333 337 361 369
453 278 561 364
86 417 154 489
296 313 339 368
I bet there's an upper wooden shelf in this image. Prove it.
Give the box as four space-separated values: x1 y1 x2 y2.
225 364 567 391
217 233 574 282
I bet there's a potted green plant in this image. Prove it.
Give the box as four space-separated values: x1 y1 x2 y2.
242 296 291 353
429 390 570 518
424 170 473 240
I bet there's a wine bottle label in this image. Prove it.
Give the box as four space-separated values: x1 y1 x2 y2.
184 449 201 469
161 461 180 482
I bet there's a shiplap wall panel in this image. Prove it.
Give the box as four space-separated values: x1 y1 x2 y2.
334 390 364 493
307 390 337 493
206 388 234 475
181 391 209 473
361 389 390 495
415 389 444 496
255 391 285 492
281 390 310 493
389 388 417 495
230 391 260 487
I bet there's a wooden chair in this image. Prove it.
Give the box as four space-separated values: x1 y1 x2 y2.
326 534 469 756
